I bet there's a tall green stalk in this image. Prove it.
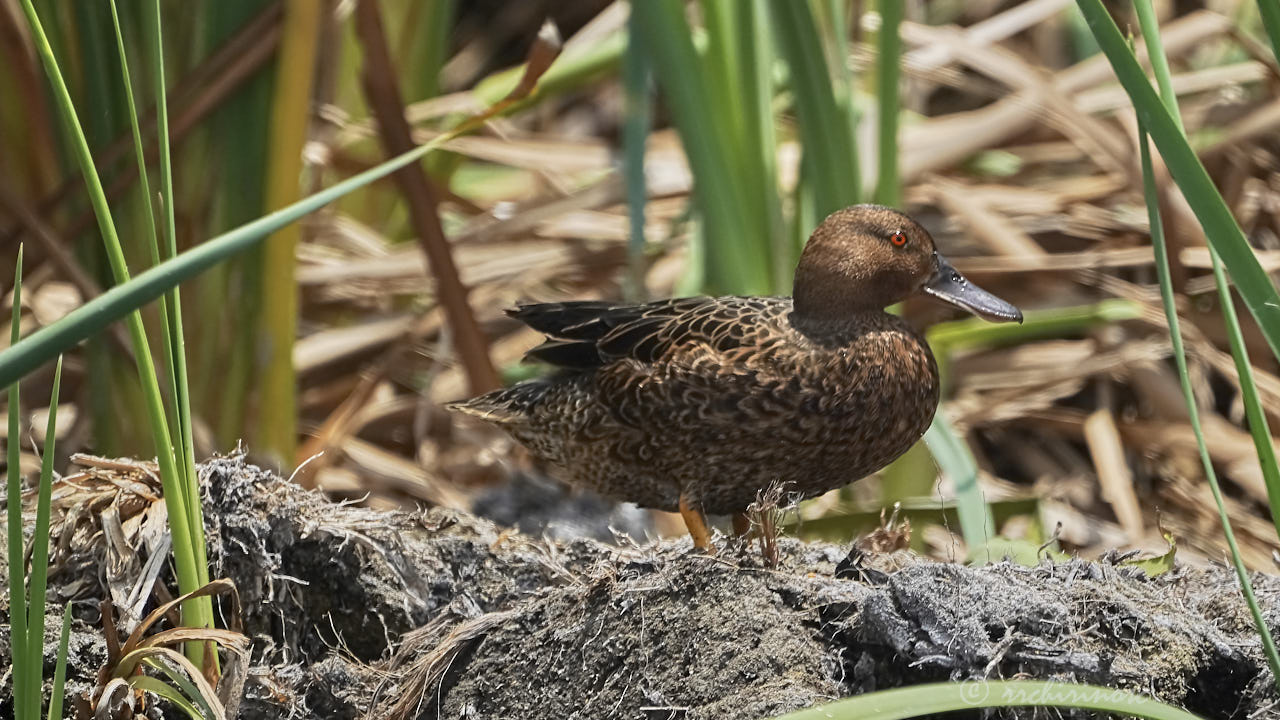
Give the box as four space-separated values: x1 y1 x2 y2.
1134 0 1280 541
259 0 322 466
144 0 210 597
630 0 772 294
5 256 72 719
770 0 861 220
1258 0 1280 63
109 0 211 601
1076 0 1280 360
621 8 651 301
24 356 62 717
7 247 29 720
874 0 902 207
16 0 212 664
47 608 72 720
1138 117 1280 687
1132 0 1280 683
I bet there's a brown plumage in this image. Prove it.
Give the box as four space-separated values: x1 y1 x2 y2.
450 205 1022 551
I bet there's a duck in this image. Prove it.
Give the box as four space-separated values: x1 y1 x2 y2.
449 205 1022 552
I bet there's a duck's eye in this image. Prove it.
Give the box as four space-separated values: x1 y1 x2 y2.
888 230 908 247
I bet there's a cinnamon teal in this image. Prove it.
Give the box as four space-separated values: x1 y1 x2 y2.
450 205 1022 552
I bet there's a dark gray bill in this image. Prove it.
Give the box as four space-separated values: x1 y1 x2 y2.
923 253 1023 323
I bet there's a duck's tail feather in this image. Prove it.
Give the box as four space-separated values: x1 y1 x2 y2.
446 381 550 424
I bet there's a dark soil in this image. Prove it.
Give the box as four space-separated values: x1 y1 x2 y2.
3 455 1278 719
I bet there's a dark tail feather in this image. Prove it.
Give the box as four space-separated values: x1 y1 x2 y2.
507 301 645 341
446 381 550 424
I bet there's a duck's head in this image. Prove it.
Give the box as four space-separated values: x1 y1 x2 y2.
793 204 1022 324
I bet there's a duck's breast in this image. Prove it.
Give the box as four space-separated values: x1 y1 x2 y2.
776 314 941 477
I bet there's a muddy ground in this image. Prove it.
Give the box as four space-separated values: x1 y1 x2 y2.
2 455 1279 719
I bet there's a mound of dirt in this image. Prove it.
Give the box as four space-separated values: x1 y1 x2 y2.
3 455 1278 719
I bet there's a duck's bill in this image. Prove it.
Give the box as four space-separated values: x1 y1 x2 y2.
923 254 1023 323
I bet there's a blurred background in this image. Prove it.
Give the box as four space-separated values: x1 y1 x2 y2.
2 0 1279 567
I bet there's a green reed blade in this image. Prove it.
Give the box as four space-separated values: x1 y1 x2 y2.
7 246 28 720
771 680 1206 720
46 606 72 720
1136 0 1280 542
923 415 993 558
18 0 209 663
621 8 651 301
874 0 903 207
144 0 211 609
1139 119 1280 685
24 356 61 717
769 0 861 221
1132 0 1280 685
1258 0 1280 62
630 0 772 295
1076 0 1280 363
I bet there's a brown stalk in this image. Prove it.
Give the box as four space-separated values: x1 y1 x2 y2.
354 0 499 395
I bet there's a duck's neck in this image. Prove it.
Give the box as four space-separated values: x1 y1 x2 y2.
791 263 887 323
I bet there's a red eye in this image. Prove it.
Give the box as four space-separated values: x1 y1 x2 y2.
889 230 908 247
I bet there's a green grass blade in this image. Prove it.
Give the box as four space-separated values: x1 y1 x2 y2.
771 680 1206 720
702 0 787 292
0 94 508 391
1258 0 1280 62
1131 0 1182 133
928 300 1144 374
1076 0 1280 361
109 0 208 606
630 0 771 294
128 676 208 720
139 656 219 720
621 7 651 302
770 0 860 220
1135 0 1280 542
25 355 61 718
46 606 72 720
144 0 210 606
874 0 903 207
923 414 993 558
106 0 182 483
737 0 789 292
6 246 28 720
1139 120 1280 686
142 0 190 480
18 0 212 664
1131 0 1280 683
107 0 164 275
1213 256 1280 539
925 299 1144 558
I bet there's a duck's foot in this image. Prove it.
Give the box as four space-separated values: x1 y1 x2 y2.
731 512 753 539
679 493 716 556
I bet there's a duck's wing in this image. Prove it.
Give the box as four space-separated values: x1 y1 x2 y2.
510 297 778 370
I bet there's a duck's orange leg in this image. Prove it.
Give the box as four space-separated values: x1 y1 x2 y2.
731 512 752 538
679 493 715 554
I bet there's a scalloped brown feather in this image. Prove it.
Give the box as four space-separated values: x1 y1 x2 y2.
450 295 939 515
